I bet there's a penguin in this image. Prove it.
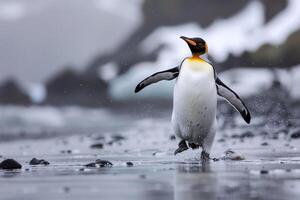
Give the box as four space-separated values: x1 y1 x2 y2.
135 36 251 160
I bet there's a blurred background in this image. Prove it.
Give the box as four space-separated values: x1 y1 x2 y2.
2 2 300 199
0 0 299 140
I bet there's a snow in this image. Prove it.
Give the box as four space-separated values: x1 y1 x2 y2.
110 0 300 100
98 62 119 82
109 62 174 100
218 68 274 98
140 0 300 62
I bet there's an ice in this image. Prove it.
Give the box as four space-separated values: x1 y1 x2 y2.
218 68 274 98
109 62 174 100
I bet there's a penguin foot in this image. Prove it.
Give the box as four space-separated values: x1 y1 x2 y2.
201 151 210 161
188 143 200 149
174 140 188 155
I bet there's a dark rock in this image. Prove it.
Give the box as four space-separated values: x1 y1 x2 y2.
92 135 105 140
95 159 113 167
139 174 146 179
217 138 225 143
241 131 255 138
85 159 113 168
232 131 255 139
0 159 22 170
85 162 96 168
126 162 134 167
90 143 104 149
45 68 108 106
107 135 126 145
0 79 31 105
260 170 269 174
29 158 50 165
222 29 300 69
169 135 176 140
291 130 300 139
111 135 125 141
272 135 279 140
261 0 288 23
60 150 72 154
261 142 269 146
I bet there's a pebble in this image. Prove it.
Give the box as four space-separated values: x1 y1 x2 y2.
217 138 225 143
60 150 72 154
0 159 22 170
85 159 113 168
260 170 269 174
222 150 245 161
126 162 134 167
169 135 176 140
90 143 104 149
290 130 300 139
29 158 50 165
261 142 269 146
139 174 146 179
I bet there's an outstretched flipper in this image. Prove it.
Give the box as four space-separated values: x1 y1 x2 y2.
216 77 251 124
135 66 179 93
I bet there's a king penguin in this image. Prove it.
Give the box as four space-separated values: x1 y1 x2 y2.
135 36 251 160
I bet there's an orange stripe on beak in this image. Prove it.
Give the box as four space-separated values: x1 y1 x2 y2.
180 36 197 46
185 38 197 46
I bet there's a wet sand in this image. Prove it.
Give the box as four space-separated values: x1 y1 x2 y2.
1 130 300 199
0 105 300 200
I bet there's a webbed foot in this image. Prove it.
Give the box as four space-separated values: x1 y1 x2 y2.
174 140 188 155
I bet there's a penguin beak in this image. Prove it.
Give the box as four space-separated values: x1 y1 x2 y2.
180 36 197 46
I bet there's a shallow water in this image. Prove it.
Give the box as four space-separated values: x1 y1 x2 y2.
0 106 300 200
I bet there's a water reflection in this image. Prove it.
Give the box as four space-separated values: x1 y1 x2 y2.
175 161 216 200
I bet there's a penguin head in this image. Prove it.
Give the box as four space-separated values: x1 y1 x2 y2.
180 36 208 55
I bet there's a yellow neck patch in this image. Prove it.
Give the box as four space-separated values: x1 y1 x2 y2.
184 55 213 72
187 55 205 62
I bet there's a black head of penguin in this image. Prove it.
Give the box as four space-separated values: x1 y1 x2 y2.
180 36 208 55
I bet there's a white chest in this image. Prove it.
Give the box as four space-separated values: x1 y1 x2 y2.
172 58 217 138
175 58 216 99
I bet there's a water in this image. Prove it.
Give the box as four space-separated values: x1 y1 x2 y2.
0 105 300 200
